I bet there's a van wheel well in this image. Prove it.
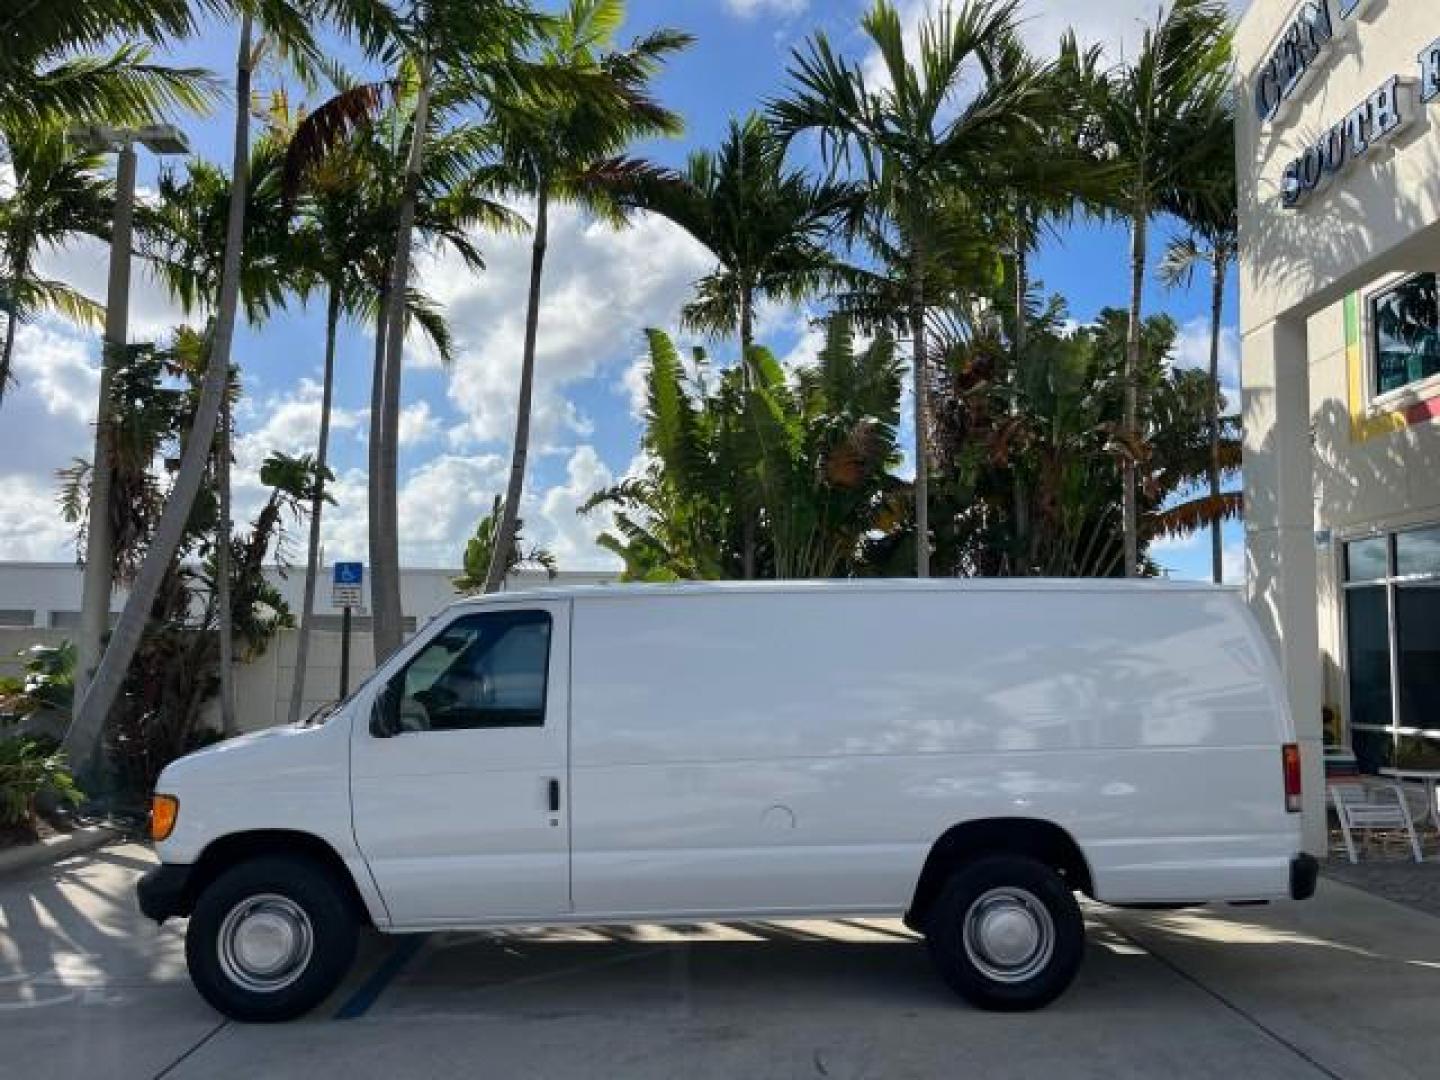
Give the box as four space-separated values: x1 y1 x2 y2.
183 830 372 927
905 819 1093 932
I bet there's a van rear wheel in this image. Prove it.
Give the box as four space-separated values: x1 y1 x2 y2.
186 855 358 1022
925 854 1083 1011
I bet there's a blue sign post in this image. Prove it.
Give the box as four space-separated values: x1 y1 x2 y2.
332 563 364 697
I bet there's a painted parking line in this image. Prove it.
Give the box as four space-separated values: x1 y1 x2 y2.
333 935 428 1021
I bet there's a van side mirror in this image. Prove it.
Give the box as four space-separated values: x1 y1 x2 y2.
370 680 401 739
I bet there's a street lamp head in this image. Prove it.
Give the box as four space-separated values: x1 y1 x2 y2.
136 124 190 156
66 123 189 156
68 124 123 153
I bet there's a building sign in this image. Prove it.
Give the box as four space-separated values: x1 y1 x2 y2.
1253 2 1337 123
1255 0 1439 209
1282 76 1416 208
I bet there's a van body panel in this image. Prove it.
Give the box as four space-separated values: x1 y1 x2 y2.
151 580 1304 934
566 587 1297 913
153 718 392 926
348 599 573 924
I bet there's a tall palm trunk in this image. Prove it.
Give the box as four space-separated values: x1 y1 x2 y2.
1012 225 1030 574
216 393 236 735
64 15 256 775
911 238 930 579
739 285 756 580
288 285 341 723
367 287 386 626
1122 205 1148 578
371 52 434 661
0 243 25 406
1207 245 1225 585
485 186 549 594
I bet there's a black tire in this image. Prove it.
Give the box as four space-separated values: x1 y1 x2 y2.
925 854 1084 1011
185 855 359 1022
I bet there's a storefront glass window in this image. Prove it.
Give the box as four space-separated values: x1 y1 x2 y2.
1396 526 1440 577
1345 536 1389 582
1345 585 1393 730
1371 273 1440 395
1396 582 1440 730
1342 525 1440 770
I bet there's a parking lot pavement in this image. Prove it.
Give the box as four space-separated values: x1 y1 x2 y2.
3 846 1440 1080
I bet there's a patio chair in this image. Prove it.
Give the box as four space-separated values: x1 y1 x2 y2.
1329 780 1424 864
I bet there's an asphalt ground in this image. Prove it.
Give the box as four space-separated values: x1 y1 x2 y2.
3 843 1439 1080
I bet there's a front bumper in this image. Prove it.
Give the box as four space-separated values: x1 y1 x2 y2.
1290 852 1319 901
136 863 196 923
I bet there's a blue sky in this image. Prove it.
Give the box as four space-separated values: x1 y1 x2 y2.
1 0 1246 581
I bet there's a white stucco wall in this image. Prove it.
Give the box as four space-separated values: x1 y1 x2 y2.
1236 0 1440 850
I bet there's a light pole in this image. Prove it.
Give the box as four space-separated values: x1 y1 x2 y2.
67 124 190 724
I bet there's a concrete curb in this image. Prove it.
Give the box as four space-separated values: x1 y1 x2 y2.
0 825 122 878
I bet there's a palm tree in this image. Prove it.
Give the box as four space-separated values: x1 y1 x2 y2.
1159 104 1238 585
771 0 1053 578
0 0 215 131
279 90 512 723
610 113 855 578
139 129 300 734
0 121 112 408
615 114 854 358
363 0 541 661
480 0 691 595
453 496 557 594
1084 0 1231 577
63 0 385 778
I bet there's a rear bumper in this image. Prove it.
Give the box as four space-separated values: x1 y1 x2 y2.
1290 852 1319 901
136 863 195 923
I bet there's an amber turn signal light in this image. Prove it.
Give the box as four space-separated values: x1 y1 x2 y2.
151 794 179 841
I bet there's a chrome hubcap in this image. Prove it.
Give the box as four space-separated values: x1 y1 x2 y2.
217 894 313 994
962 887 1054 984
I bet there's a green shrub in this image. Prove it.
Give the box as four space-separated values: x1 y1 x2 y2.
0 737 84 829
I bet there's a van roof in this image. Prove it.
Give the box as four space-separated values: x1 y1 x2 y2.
443 577 1240 611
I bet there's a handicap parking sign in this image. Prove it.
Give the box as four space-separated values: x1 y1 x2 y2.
332 562 364 607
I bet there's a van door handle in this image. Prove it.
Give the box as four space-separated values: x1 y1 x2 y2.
547 778 561 814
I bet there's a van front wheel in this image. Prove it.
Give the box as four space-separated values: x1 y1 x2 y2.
925 854 1083 1011
186 855 358 1022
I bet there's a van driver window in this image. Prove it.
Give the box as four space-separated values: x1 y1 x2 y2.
375 611 551 735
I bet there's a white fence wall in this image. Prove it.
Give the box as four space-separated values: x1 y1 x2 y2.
0 563 619 734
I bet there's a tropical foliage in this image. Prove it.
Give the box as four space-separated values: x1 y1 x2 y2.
0 736 84 831
453 496 557 593
59 329 321 792
0 0 1244 790
586 319 904 581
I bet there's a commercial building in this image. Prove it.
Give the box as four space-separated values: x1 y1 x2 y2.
1236 0 1440 850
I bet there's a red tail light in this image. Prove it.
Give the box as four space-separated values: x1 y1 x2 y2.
1282 743 1302 813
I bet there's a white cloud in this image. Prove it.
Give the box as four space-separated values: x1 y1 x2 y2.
0 319 99 563
862 1 1251 90
1223 536 1246 586
724 0 808 18
32 234 192 341
1172 315 1240 404
537 445 619 570
0 474 76 563
415 203 713 455
393 453 508 566
7 319 98 425
398 401 441 447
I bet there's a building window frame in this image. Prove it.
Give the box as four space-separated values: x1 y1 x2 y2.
1340 520 1440 755
1362 270 1440 409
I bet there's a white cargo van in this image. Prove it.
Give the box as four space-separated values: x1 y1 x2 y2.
137 581 1314 1021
